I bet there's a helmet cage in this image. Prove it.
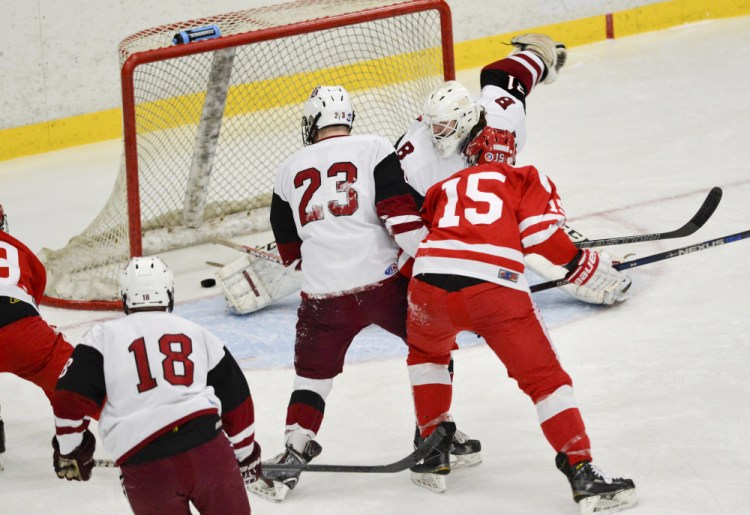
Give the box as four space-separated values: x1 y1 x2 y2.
423 81 481 157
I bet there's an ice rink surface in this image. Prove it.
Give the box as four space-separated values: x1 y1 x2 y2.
1 16 749 514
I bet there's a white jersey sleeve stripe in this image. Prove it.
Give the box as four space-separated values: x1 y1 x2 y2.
522 224 562 248
518 213 565 233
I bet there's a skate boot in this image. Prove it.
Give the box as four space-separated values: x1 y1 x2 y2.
410 421 456 493
414 425 482 469
510 33 567 84
248 440 322 503
556 453 638 514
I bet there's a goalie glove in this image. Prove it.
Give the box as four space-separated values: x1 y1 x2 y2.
238 442 262 486
52 429 96 481
564 249 632 305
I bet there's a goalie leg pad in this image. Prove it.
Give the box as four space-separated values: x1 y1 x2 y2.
216 255 301 315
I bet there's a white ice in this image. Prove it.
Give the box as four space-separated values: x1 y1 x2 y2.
1 16 749 514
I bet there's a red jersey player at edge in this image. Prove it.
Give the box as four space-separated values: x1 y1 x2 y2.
51 257 261 515
249 85 435 503
405 127 636 514
0 203 76 471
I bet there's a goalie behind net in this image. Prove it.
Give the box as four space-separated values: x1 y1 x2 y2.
40 0 453 309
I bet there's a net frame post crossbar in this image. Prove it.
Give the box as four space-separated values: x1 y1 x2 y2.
42 0 454 310
122 0 454 257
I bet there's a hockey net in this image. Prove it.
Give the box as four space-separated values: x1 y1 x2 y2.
40 0 453 309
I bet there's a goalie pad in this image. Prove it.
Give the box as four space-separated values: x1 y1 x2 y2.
525 253 631 305
217 254 301 315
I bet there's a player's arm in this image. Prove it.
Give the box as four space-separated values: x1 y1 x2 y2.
52 344 105 481
374 151 428 258
206 346 260 483
270 192 302 266
518 168 631 305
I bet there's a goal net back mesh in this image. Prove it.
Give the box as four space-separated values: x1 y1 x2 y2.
40 0 453 309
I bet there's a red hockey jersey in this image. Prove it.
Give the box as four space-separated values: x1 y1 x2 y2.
0 230 45 311
413 162 577 291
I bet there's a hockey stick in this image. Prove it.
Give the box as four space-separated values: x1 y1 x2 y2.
212 237 284 265
572 187 722 249
262 425 447 474
530 228 750 293
94 458 117 468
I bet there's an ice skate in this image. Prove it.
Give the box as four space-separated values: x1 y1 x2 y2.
556 453 638 514
410 421 455 493
415 425 481 469
510 33 567 84
248 440 322 503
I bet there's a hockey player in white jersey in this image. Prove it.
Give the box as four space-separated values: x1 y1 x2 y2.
396 33 631 306
51 257 260 515
248 85 457 502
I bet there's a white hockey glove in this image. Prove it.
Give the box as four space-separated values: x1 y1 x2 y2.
564 249 632 305
217 254 301 315
525 252 631 305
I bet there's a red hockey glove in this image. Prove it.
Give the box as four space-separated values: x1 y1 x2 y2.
565 249 632 305
52 429 96 481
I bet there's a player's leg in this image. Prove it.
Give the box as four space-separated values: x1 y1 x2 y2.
186 433 251 515
470 285 636 512
372 274 483 469
250 292 366 502
405 277 465 492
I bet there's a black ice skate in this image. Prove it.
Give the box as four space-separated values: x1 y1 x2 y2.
248 440 322 503
410 421 455 493
556 453 638 514
414 425 482 469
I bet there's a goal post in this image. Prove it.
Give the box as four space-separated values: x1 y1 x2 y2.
41 0 455 310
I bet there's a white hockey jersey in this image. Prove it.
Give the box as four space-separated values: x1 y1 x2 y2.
271 134 424 296
54 311 255 464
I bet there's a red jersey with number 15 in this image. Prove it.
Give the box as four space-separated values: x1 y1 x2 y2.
0 231 45 311
413 162 573 292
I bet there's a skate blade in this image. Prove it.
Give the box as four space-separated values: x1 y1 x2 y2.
579 488 638 514
450 452 482 469
247 478 292 503
410 472 447 493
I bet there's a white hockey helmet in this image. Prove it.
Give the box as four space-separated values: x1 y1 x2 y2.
463 126 517 167
301 85 355 145
119 256 174 313
0 203 7 232
422 80 482 157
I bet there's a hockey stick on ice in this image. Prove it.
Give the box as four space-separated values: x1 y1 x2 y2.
262 425 447 474
572 187 723 249
212 237 284 265
530 228 750 293
93 426 447 473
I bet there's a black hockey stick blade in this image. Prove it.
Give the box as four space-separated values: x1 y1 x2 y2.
531 228 750 293
575 187 723 248
262 425 447 474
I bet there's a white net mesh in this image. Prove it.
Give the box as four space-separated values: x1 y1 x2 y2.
41 0 450 306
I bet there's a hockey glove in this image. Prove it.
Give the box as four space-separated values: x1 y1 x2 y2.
52 429 96 481
239 442 262 486
564 249 632 305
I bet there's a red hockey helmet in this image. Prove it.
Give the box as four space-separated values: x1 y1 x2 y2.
0 203 7 232
463 126 517 167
